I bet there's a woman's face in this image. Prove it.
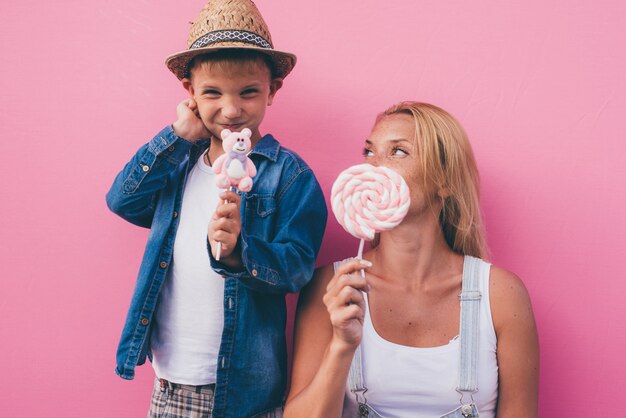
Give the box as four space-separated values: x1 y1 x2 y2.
364 113 436 214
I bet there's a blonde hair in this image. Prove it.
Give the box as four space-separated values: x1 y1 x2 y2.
377 102 488 258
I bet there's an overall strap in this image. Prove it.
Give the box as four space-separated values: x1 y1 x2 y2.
457 255 482 395
333 261 369 403
348 345 366 398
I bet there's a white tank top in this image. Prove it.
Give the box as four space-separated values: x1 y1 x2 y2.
150 151 225 385
342 257 499 418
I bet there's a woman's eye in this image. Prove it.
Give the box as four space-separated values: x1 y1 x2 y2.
362 148 374 157
203 90 220 96
393 147 408 156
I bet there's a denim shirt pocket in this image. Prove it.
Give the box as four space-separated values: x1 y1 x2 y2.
122 151 157 194
244 193 277 245
245 193 276 218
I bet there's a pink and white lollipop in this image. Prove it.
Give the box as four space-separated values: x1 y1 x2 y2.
331 164 410 259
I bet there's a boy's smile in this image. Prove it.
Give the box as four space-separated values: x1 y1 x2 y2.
183 59 282 146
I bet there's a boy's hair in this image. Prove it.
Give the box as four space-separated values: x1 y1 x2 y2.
376 102 489 259
186 49 277 80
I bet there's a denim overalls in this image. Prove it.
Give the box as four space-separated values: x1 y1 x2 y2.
343 256 484 418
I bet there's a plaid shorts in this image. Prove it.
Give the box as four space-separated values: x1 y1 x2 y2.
148 378 283 418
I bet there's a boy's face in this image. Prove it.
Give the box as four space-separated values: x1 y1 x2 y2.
183 58 282 144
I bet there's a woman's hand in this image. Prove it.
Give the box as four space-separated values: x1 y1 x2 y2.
285 260 372 417
322 258 372 351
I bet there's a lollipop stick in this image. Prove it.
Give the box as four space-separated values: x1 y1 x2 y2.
216 240 222 261
357 238 365 278
215 186 234 261
357 238 365 259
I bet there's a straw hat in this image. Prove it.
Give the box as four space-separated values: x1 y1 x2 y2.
165 0 296 80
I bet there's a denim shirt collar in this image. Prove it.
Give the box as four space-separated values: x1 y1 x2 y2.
249 134 280 162
197 134 279 162
195 138 211 149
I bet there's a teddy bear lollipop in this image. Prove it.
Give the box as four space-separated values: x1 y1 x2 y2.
213 128 257 260
213 128 257 192
331 164 410 264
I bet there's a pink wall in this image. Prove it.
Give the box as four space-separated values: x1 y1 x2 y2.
1 0 625 416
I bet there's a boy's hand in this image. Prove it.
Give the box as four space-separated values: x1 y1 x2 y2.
172 98 211 142
209 191 243 269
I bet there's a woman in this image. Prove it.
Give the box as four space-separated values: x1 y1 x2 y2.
284 102 539 417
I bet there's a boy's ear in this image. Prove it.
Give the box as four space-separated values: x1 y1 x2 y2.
182 78 194 96
267 78 283 106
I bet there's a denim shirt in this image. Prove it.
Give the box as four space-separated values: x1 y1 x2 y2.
106 125 327 417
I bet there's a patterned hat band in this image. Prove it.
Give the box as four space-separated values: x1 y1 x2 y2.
166 0 296 80
190 30 272 50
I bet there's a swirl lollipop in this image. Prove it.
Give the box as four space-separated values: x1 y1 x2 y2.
331 164 410 261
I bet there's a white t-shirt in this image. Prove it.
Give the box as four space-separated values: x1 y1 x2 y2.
342 260 499 418
150 151 225 385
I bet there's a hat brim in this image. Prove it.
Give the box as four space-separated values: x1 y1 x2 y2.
165 45 296 80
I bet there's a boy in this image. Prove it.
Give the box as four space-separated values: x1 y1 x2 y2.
105 1 327 417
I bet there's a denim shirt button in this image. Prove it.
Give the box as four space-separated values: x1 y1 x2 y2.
173 211 178 218
142 165 150 172
168 145 175 152
141 318 149 326
251 269 258 277
159 261 168 268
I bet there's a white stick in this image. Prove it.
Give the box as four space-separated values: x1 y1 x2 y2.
357 238 365 278
215 187 234 261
